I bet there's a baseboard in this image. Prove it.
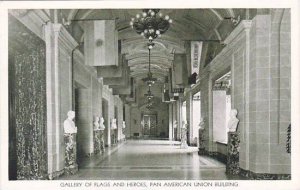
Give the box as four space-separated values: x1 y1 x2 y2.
239 168 291 180
48 169 65 180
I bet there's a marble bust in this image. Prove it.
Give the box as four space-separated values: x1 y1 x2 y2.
173 120 178 128
227 109 239 132
198 117 205 130
111 118 117 129
122 121 126 129
64 111 77 134
182 121 188 129
93 116 100 131
99 117 105 130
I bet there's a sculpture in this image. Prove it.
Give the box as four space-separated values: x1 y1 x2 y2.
111 118 117 129
64 111 77 134
182 121 188 129
63 111 78 174
180 121 188 149
227 109 239 132
198 117 205 130
122 121 126 129
173 120 178 128
93 116 100 131
99 117 105 130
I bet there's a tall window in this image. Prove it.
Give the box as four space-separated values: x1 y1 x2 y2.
212 72 231 144
182 101 187 123
192 92 201 145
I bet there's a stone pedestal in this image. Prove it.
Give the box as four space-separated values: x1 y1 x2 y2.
64 134 78 175
174 128 178 141
111 129 117 145
100 130 105 153
226 132 240 175
198 128 205 155
94 130 101 155
180 127 188 149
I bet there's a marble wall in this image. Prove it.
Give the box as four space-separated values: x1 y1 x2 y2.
9 15 48 180
9 10 125 179
195 9 291 176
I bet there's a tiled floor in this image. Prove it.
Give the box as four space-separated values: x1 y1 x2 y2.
59 140 228 180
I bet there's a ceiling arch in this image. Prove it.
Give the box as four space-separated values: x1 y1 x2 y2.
61 8 246 89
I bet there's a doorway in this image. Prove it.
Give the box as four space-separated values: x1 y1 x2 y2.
142 114 157 137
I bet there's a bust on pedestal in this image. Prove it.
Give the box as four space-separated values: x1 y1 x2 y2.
198 117 206 155
93 116 101 154
121 121 126 141
228 109 239 133
180 121 188 149
63 111 78 175
173 120 178 141
93 116 100 131
99 117 105 130
99 117 105 152
226 109 240 175
111 118 117 145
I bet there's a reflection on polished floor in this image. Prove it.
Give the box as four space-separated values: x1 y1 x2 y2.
60 140 228 180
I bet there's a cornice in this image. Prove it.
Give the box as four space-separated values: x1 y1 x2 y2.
9 9 50 40
223 20 252 45
53 24 78 53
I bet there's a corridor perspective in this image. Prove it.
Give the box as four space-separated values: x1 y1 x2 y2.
5 7 292 185
60 140 228 180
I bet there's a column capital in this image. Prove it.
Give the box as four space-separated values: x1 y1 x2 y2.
9 9 50 40
53 24 78 53
223 20 252 45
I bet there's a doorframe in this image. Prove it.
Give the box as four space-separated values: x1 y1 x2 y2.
141 113 157 137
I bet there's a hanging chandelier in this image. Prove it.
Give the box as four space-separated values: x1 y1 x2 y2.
146 98 154 110
144 86 154 100
142 48 157 86
130 9 172 41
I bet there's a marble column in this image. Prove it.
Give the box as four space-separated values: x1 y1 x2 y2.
198 128 205 155
64 134 78 175
100 130 105 153
180 125 188 149
93 130 101 155
226 132 240 175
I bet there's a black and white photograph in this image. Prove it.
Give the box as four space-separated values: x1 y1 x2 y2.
0 1 300 190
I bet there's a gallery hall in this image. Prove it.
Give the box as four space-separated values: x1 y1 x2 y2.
4 7 294 183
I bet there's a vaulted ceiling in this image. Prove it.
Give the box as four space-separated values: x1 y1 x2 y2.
59 9 256 83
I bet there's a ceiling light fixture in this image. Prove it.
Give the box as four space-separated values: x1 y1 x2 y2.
130 9 172 41
146 98 154 110
144 86 154 100
142 47 157 86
